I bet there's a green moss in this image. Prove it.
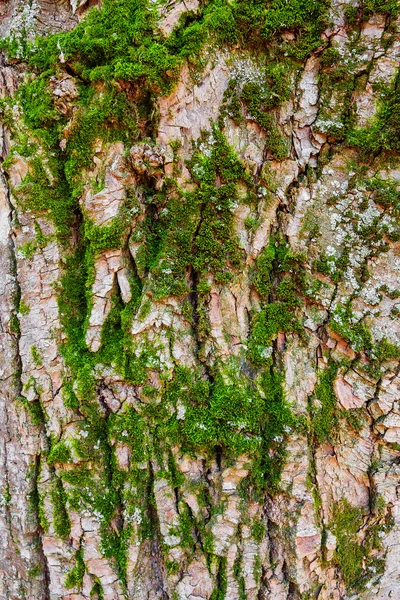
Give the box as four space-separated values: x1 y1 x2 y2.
233 553 247 600
240 79 290 159
331 303 372 353
254 555 262 585
38 490 49 532
348 73 400 156
362 0 400 18
373 338 400 362
130 128 252 300
51 477 71 539
250 368 296 494
97 295 153 385
2 483 11 506
19 222 54 259
47 441 72 465
219 80 244 127
60 468 95 488
165 364 260 455
166 560 180 575
90 579 105 600
0 0 361 576
83 215 126 255
108 407 147 463
18 396 46 427
207 377 265 454
366 176 400 219
162 358 294 495
251 519 265 543
9 312 20 336
210 557 228 600
28 565 42 578
312 362 339 444
248 238 305 366
9 149 74 242
330 498 391 593
30 346 43 367
65 547 85 589
100 518 130 586
188 129 250 283
18 72 62 139
345 408 366 432
171 501 196 549
58 248 89 366
18 299 30 315
253 243 275 299
137 297 152 321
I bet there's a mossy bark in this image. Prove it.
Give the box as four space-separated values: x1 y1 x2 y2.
1 1 400 599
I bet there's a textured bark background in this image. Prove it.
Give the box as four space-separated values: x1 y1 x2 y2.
0 1 400 599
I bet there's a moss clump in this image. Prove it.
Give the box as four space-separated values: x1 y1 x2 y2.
311 362 338 443
131 128 252 299
362 0 400 18
330 501 366 588
233 553 247 600
240 81 289 160
366 176 400 220
248 238 305 366
205 0 329 59
330 303 373 353
19 221 54 259
90 579 105 600
251 519 266 543
163 359 295 495
210 556 228 600
51 477 71 539
373 338 400 362
250 368 296 494
164 364 259 456
83 213 131 255
330 498 392 593
47 441 72 465
348 73 400 156
345 408 366 432
65 547 85 589
252 242 276 299
18 396 46 427
108 407 147 463
219 80 244 127
329 300 400 377
30 346 43 367
100 516 131 586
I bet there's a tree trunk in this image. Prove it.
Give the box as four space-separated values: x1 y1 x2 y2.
0 1 400 599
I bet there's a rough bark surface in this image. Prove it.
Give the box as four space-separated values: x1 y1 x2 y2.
0 1 400 599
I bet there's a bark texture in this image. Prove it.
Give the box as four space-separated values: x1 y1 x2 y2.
0 1 400 599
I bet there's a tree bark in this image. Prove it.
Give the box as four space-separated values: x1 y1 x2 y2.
0 1 400 599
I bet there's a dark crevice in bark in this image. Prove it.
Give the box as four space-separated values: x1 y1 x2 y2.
173 485 180 515
188 265 200 332
287 577 301 600
215 444 222 472
185 501 205 552
212 556 227 597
